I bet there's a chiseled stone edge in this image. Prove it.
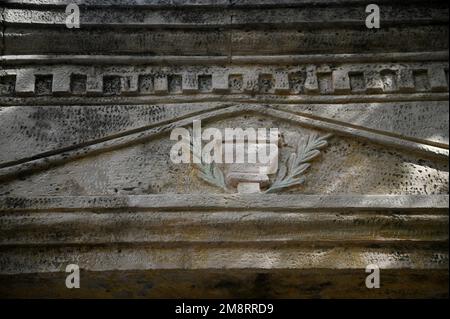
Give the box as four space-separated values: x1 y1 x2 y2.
3 0 439 7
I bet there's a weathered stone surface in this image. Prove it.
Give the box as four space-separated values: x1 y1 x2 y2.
1 195 448 246
2 1 448 55
0 103 220 164
0 0 448 298
2 61 446 96
4 5 448 27
0 110 448 196
1 269 448 299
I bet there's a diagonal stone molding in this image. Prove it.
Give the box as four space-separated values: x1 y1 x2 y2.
0 104 448 182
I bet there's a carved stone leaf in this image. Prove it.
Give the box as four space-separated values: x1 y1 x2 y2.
291 163 311 177
265 133 331 193
189 141 228 191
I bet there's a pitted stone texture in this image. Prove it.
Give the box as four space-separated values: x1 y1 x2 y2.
4 28 231 55
0 244 447 274
2 2 448 55
0 76 15 96
1 62 448 97
3 27 449 56
1 269 448 298
1 102 447 172
0 0 448 299
1 210 447 245
0 103 219 164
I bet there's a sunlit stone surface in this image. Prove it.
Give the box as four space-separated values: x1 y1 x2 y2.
0 0 448 298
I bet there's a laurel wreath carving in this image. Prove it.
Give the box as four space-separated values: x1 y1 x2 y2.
264 133 332 193
189 141 228 191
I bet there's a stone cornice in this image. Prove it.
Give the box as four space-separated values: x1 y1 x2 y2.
3 3 448 28
3 0 446 8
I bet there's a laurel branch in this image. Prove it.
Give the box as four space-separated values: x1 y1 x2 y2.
265 133 332 193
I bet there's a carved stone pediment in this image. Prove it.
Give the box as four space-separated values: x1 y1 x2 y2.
0 105 447 197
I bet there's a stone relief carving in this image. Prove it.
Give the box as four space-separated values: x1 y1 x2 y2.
188 132 332 193
265 133 331 193
0 0 448 299
1 61 448 98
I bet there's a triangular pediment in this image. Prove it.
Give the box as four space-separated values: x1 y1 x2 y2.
0 105 447 196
